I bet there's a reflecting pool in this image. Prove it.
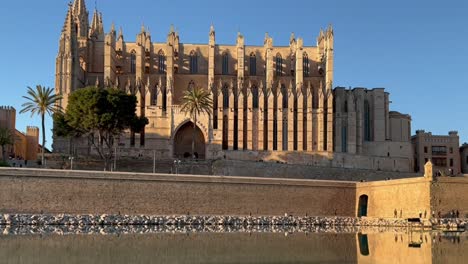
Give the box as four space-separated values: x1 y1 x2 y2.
0 229 466 264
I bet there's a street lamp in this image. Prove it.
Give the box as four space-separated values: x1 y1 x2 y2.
174 159 181 175
69 156 74 170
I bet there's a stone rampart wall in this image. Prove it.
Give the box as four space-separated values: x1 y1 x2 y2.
0 168 356 217
1 168 466 219
431 177 468 218
356 178 431 219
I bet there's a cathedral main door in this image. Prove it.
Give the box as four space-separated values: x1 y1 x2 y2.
173 122 206 159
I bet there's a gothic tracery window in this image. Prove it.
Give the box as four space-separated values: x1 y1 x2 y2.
130 51 136 74
249 53 256 76
303 52 310 77
158 50 166 74
275 53 283 76
189 50 198 74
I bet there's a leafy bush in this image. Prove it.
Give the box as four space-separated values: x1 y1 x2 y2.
0 160 10 167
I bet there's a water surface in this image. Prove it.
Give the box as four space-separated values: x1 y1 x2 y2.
0 230 466 264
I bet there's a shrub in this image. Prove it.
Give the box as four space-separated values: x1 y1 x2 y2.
0 160 10 167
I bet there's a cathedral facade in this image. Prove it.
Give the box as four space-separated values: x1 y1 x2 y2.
54 0 413 172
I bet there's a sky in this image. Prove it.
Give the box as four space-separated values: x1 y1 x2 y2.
0 0 467 149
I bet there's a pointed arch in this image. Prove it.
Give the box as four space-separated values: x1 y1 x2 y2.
303 52 310 77
130 50 136 74
173 120 207 159
249 52 257 76
275 53 283 76
189 50 198 74
158 50 166 74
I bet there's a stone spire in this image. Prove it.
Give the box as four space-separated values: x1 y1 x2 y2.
62 3 74 34
72 0 89 38
89 8 104 40
209 23 215 37
118 27 124 40
72 0 87 16
90 8 99 34
98 12 104 33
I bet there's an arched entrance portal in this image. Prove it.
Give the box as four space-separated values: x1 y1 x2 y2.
358 195 368 217
173 122 206 159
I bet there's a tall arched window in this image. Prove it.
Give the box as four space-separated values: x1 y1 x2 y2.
223 84 229 109
303 52 310 77
364 100 372 141
252 85 259 109
275 53 283 76
189 51 198 74
344 100 348 113
222 52 229 75
130 51 136 74
249 53 256 76
158 50 166 74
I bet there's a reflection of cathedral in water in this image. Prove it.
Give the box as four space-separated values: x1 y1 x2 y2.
54 1 413 172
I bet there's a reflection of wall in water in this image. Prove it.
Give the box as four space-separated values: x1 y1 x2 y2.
0 233 358 263
357 231 468 264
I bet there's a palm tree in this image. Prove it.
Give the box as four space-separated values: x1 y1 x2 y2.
0 127 14 162
20 85 61 166
180 87 213 159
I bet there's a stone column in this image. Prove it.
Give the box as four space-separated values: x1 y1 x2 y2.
276 83 283 151
306 82 313 151
297 84 304 151
237 81 244 150
267 85 274 151
347 92 357 154
327 90 334 152
258 82 265 151
217 81 224 149
228 81 235 150
246 85 254 150
287 85 295 151
317 81 325 152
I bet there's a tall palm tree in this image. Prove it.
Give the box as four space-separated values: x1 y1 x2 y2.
20 85 61 166
180 87 213 159
0 127 14 162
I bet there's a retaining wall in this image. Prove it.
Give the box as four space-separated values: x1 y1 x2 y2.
0 168 356 216
1 168 466 218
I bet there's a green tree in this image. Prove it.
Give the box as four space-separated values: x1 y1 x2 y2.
65 86 146 170
53 112 83 155
0 127 14 162
180 87 213 158
20 85 62 166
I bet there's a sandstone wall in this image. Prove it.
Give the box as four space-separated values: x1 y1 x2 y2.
0 168 356 217
431 177 468 218
356 177 431 218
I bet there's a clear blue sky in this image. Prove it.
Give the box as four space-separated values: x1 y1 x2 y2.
0 0 467 149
